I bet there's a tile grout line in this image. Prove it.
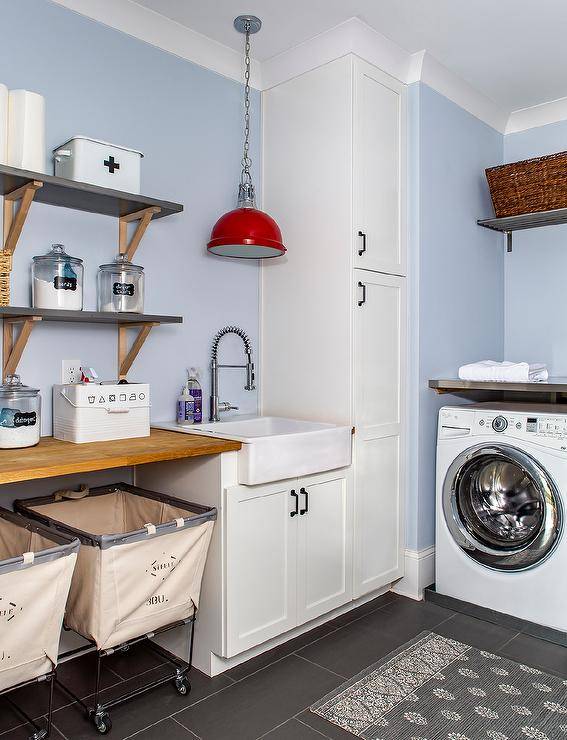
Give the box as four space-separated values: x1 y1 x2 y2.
171 681 240 721
296 716 333 739
171 715 202 738
497 630 522 652
294 652 349 680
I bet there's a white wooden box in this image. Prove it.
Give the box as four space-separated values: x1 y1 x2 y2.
53 137 143 193
53 382 150 443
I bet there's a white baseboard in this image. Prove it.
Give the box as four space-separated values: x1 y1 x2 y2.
392 547 435 601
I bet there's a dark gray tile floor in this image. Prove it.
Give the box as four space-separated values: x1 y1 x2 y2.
1 592 566 740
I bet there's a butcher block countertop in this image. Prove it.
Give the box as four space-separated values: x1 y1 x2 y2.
0 429 241 486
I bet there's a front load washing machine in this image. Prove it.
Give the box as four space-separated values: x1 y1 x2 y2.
436 403 566 632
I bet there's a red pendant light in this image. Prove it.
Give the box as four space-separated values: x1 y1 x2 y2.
207 15 286 259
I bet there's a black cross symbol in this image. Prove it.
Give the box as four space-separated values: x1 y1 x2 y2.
104 155 120 174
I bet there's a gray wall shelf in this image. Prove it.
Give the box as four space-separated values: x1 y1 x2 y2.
0 307 182 324
0 164 183 219
478 207 567 252
1 308 183 381
429 378 567 403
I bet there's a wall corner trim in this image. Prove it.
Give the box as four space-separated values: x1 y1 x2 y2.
49 0 261 87
392 546 435 601
506 95 567 134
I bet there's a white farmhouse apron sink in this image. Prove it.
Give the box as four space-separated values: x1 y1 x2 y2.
154 416 352 485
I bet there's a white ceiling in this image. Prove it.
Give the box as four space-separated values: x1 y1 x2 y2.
133 0 567 112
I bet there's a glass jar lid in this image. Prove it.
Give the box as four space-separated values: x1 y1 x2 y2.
0 374 39 399
99 254 144 273
33 243 83 265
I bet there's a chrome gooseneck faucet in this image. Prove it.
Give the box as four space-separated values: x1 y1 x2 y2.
209 326 255 422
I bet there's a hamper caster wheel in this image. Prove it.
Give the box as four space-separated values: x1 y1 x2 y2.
93 712 112 734
174 675 191 696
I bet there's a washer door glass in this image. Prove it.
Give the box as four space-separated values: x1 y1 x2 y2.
443 444 562 571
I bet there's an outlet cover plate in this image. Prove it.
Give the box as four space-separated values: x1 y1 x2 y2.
61 359 81 385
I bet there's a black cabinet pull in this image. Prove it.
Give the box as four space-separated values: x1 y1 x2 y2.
290 490 299 517
299 487 309 515
358 281 366 307
358 230 367 256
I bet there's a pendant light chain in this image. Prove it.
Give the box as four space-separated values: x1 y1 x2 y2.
238 20 255 206
242 23 252 183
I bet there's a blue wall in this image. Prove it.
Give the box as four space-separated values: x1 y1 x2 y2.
408 83 504 550
0 0 261 435
504 121 567 374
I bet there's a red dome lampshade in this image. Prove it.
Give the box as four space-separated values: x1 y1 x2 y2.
207 14 286 260
208 206 286 259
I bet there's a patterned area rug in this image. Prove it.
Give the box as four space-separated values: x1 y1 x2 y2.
311 631 567 740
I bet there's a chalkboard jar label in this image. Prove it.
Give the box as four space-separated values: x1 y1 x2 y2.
54 276 77 291
14 412 37 428
113 282 135 296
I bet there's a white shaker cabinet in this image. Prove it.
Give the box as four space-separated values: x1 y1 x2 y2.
263 55 407 601
354 61 406 276
296 473 352 624
353 271 406 596
225 480 297 655
225 471 351 658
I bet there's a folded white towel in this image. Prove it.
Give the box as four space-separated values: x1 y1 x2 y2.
458 360 548 383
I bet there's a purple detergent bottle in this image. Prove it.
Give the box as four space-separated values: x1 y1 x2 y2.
187 368 203 423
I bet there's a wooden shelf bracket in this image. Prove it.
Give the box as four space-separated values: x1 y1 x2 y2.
2 315 42 381
118 322 159 379
3 180 43 260
119 206 161 261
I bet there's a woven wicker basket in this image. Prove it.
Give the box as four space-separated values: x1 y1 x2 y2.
486 151 567 218
0 251 11 307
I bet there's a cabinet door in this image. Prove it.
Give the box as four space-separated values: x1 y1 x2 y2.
297 472 352 625
225 482 297 656
354 271 406 597
354 60 406 276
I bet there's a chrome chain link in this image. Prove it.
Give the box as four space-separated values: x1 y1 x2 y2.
241 21 253 186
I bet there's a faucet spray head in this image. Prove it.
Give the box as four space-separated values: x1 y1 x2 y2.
246 361 255 391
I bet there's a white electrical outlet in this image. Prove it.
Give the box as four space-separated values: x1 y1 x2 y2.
61 359 81 385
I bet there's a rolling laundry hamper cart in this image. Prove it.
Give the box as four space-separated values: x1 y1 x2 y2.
0 507 78 740
16 483 216 735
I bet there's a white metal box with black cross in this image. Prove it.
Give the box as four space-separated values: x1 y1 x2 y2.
53 136 143 193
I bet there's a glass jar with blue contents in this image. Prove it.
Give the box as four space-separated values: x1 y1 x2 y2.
32 244 84 311
0 375 41 448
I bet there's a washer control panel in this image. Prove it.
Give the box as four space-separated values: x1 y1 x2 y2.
439 406 567 448
477 412 567 439
527 416 567 439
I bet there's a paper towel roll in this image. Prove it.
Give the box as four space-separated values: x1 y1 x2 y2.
0 84 7 165
8 89 45 172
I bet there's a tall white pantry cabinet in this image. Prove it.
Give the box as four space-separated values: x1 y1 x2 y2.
261 55 407 599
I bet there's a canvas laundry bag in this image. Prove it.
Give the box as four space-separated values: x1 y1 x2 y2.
17 484 216 650
0 509 78 692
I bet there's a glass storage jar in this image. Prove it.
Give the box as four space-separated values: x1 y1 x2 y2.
0 375 41 449
32 244 84 311
97 254 144 313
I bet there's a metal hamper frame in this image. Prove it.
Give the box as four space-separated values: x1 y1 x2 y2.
16 483 217 735
0 508 79 740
